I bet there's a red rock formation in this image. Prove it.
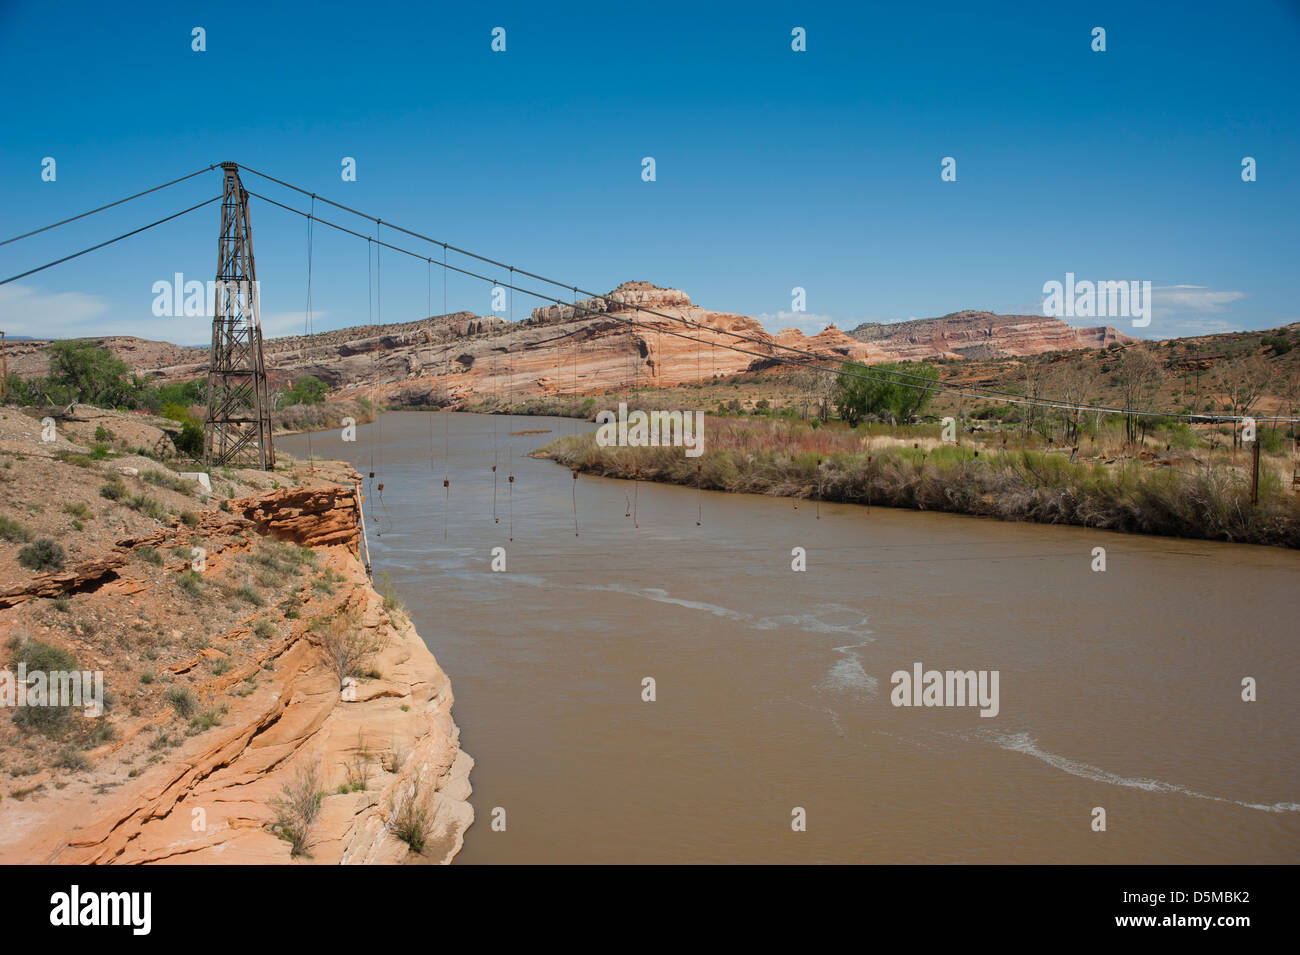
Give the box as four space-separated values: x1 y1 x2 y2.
849 310 1135 360
9 284 1134 409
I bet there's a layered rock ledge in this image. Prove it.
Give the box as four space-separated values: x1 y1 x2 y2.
0 437 472 865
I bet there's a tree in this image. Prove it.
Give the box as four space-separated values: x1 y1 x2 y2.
1113 348 1161 446
834 361 939 426
834 362 873 427
46 340 141 408
1021 358 1051 437
1046 360 1096 444
281 375 330 406
1218 354 1274 448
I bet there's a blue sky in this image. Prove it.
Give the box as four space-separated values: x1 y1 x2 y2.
1 0 1297 345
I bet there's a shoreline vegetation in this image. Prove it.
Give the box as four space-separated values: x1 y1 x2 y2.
7 340 1297 548
535 418 1300 549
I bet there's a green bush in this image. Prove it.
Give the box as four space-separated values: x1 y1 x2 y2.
125 494 166 520
280 375 329 406
100 480 127 501
166 686 197 718
0 515 34 543
834 361 939 426
143 469 193 494
178 570 203 598
46 340 144 408
175 421 205 458
18 538 65 572
9 637 80 736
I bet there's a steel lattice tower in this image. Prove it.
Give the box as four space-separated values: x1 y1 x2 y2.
204 162 274 470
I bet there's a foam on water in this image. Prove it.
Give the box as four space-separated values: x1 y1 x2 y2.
593 583 750 622
817 650 879 697
991 731 1300 814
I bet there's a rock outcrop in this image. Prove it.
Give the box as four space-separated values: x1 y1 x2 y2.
849 310 1135 360
9 284 1132 410
0 443 473 866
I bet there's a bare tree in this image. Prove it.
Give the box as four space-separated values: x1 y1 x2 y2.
313 611 387 687
1218 353 1274 448
1021 358 1052 437
1113 348 1161 446
1047 360 1096 444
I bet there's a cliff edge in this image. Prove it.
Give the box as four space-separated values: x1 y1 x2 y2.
0 406 472 864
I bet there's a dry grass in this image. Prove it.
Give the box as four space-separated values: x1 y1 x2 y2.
542 423 1300 548
311 611 387 686
270 762 323 857
387 779 435 854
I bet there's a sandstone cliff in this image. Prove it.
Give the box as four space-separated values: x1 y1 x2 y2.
849 310 1134 360
0 407 472 864
8 283 1131 410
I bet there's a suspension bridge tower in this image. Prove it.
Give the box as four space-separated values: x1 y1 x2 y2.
204 162 275 470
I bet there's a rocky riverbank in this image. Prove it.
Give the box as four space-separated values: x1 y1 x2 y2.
0 406 472 864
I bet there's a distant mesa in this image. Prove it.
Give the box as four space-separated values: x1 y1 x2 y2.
5 283 1136 408
849 309 1135 360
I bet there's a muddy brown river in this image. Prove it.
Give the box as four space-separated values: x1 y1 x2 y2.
279 412 1300 863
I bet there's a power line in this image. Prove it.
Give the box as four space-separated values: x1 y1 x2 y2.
4 161 1292 425
239 164 1247 421
0 195 223 286
242 186 1296 425
0 164 217 247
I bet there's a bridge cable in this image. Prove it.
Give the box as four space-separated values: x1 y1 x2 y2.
507 269 515 543
236 185 1299 425
442 244 450 540
1 196 221 286
571 287 580 537
0 164 217 247
10 162 1283 424
304 194 316 472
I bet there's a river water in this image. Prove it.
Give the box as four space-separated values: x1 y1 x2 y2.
279 412 1300 864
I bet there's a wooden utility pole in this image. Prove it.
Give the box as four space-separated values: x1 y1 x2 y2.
1250 436 1261 506
1 331 6 402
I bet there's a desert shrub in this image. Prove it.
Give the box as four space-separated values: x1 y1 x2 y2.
125 494 166 520
18 538 65 572
177 570 203 598
378 571 404 615
189 706 225 733
270 763 323 857
388 780 434 854
281 375 329 406
174 421 205 458
0 515 34 542
9 637 80 736
312 611 386 686
99 480 127 501
166 686 197 718
235 584 265 606
143 469 193 494
54 748 90 771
